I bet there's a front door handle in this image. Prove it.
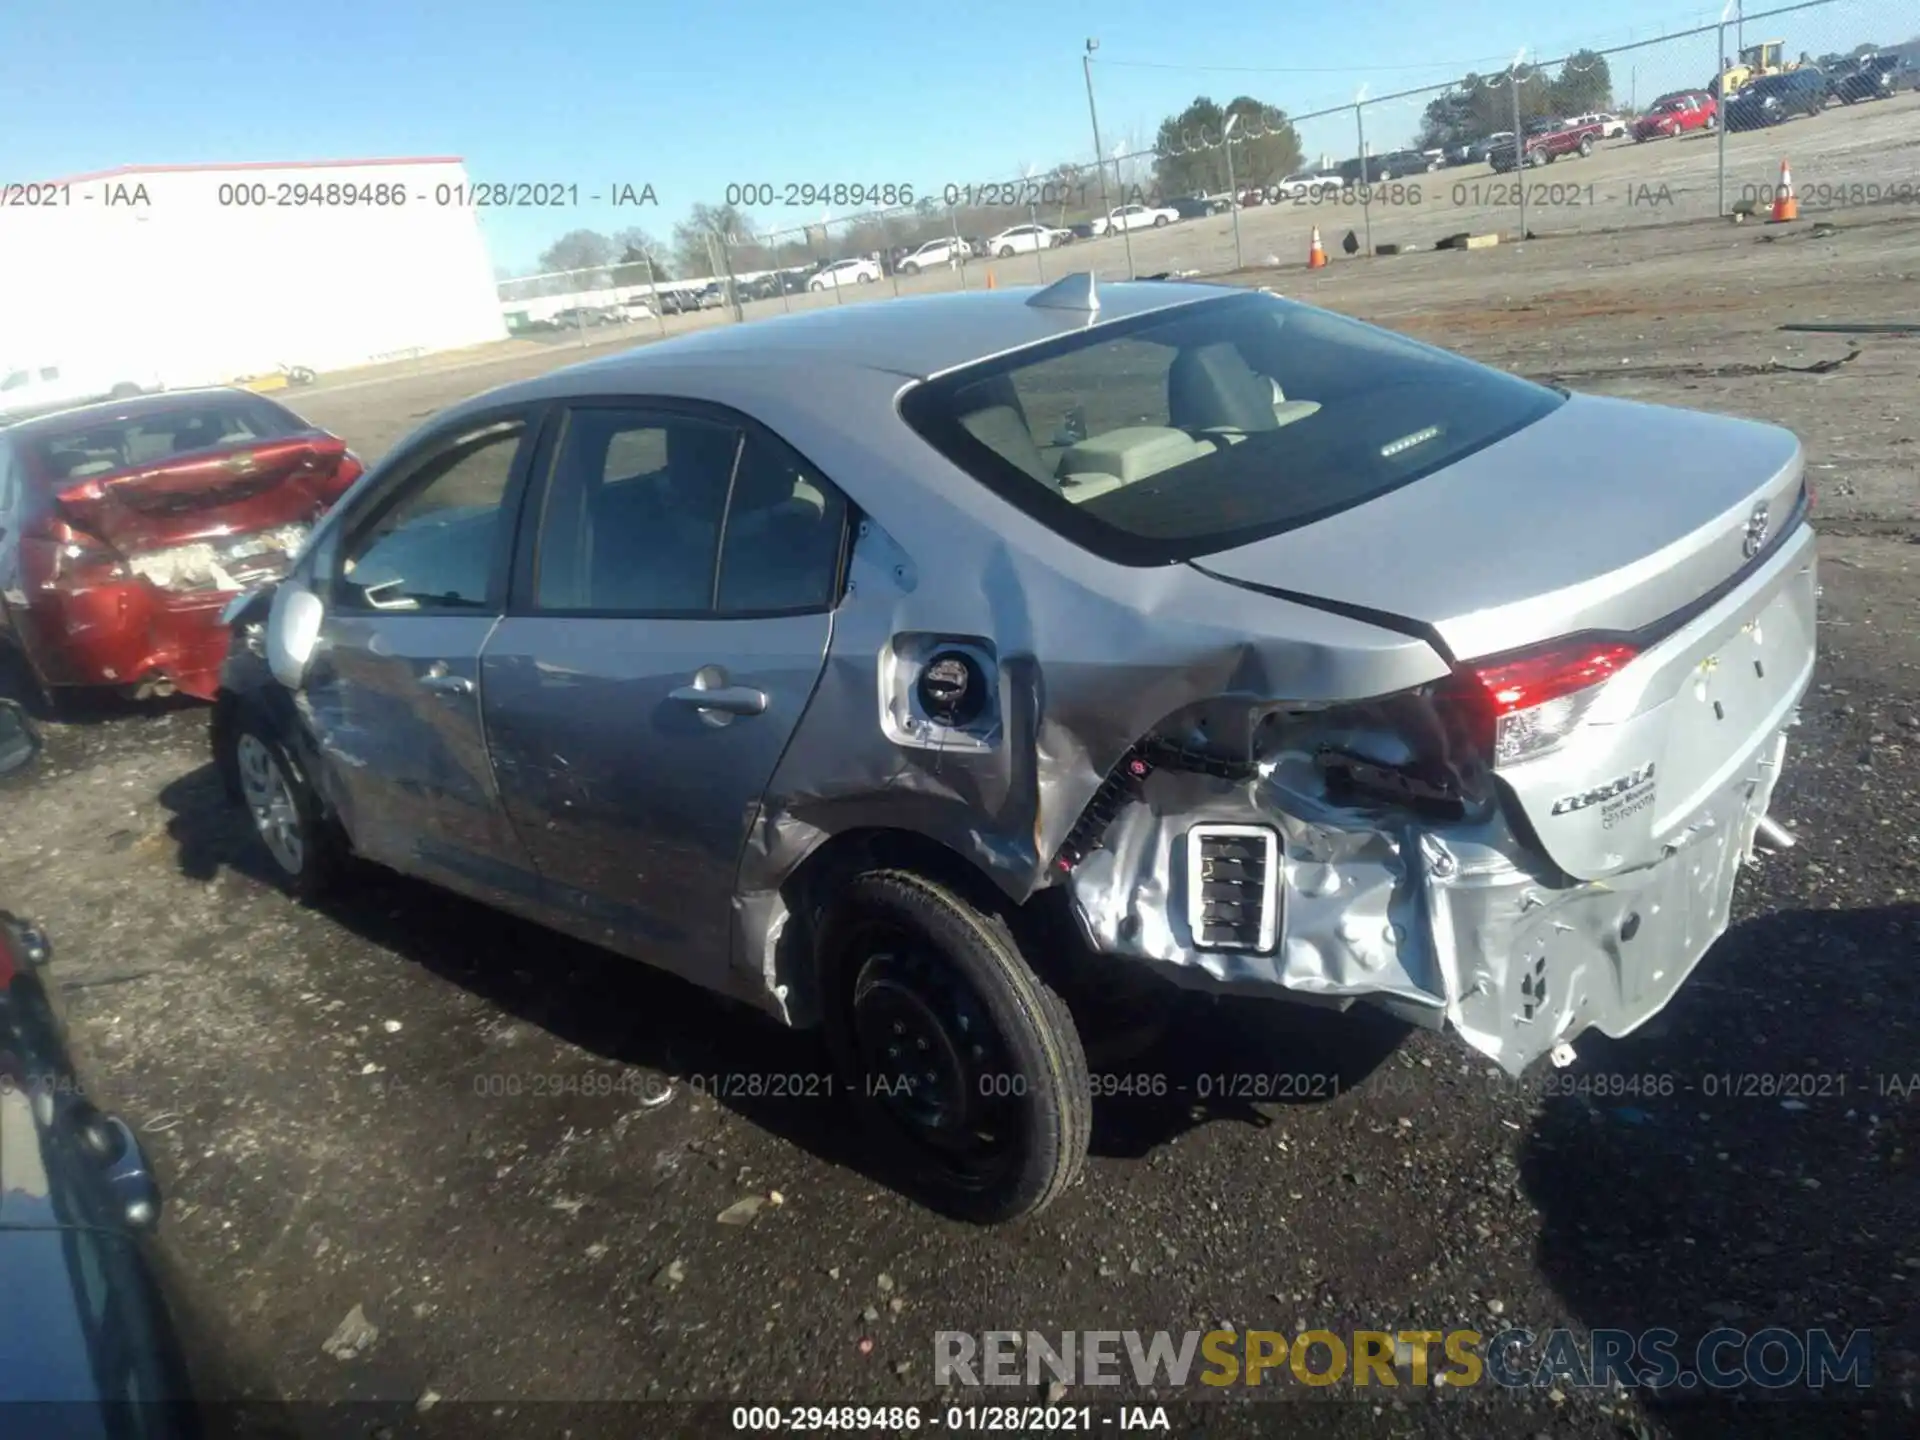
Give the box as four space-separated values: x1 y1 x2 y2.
419 665 474 697
669 682 766 716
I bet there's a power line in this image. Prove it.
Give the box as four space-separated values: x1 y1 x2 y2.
1093 54 1521 75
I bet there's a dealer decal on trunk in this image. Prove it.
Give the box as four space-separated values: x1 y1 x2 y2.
1551 763 1657 828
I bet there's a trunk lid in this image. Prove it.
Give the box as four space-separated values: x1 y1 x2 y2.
1193 392 1806 663
1197 393 1816 880
50 434 354 555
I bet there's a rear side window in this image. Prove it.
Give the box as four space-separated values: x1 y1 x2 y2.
900 290 1566 565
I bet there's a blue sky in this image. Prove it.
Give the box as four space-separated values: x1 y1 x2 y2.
3 0 1907 272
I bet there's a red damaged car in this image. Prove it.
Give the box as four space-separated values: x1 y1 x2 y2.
1632 90 1718 141
0 388 361 703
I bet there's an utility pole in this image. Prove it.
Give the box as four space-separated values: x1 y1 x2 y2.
1222 112 1243 270
1082 39 1136 279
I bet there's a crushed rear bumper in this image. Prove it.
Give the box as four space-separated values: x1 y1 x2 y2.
25 586 230 700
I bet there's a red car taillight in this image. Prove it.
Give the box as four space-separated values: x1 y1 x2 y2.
1437 638 1640 768
329 448 365 499
23 511 128 589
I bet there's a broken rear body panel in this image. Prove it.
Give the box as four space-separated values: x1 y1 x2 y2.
1067 525 1815 1075
7 399 357 700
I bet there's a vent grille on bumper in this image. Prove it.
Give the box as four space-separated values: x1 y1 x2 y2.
1185 824 1281 953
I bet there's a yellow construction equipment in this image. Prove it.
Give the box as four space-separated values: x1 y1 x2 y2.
1714 40 1800 97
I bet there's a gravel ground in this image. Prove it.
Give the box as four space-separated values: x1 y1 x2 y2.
2 212 1916 1437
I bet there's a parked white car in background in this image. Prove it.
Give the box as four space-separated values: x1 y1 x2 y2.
1567 111 1628 138
1273 171 1346 199
620 295 655 321
1090 202 1178 235
985 223 1067 257
0 361 165 421
808 257 882 291
897 238 968 272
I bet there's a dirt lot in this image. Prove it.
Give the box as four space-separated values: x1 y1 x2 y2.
305 89 1920 400
3 212 1917 1436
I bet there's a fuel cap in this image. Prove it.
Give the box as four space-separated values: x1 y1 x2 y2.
917 652 985 727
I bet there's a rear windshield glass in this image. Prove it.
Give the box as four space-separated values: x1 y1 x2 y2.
24 396 304 484
899 289 1566 565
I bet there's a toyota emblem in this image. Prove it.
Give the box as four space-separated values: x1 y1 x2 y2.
1742 501 1771 559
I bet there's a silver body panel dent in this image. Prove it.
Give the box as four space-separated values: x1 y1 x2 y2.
730 510 1449 1023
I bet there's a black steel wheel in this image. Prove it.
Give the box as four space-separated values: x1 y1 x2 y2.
818 870 1091 1224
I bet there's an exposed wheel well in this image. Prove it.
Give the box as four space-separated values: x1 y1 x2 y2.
773 827 1060 1027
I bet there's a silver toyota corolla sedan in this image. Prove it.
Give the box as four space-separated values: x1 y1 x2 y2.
211 274 1817 1223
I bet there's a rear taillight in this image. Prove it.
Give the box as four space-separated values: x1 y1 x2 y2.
332 449 365 495
23 513 128 587
1440 638 1640 768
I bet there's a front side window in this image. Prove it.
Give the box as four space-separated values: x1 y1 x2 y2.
530 407 848 617
533 410 735 615
339 424 523 612
901 290 1566 565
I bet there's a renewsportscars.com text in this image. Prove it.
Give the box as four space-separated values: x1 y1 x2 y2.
934 1327 1874 1391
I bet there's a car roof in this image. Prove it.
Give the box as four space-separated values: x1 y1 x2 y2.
473 278 1238 394
0 386 279 436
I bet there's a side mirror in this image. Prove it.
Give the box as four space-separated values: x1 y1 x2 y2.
0 698 42 778
266 580 326 690
1052 407 1089 448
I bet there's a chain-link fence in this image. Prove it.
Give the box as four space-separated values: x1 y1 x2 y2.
496 0 1915 332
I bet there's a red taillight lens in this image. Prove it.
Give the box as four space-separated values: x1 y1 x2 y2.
332 449 365 495
1443 639 1639 768
1472 642 1639 717
22 513 127 588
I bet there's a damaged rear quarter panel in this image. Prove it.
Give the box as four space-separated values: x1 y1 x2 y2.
689 363 1452 1022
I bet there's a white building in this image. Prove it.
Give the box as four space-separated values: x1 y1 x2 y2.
0 157 507 387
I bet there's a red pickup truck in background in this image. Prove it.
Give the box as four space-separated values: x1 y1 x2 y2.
1488 115 1607 171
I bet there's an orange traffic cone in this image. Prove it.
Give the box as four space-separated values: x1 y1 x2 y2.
1307 227 1329 268
985 270 997 290
1769 158 1798 222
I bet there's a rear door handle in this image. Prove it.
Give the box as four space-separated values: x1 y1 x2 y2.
668 682 767 716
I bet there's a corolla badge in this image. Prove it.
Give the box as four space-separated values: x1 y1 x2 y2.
1742 501 1771 559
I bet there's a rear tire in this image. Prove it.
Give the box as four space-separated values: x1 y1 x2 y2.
229 711 343 902
997 246 1014 258
1153 214 1169 227
901 261 920 274
817 870 1092 1225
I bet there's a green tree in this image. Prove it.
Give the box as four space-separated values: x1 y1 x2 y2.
537 229 616 280
672 202 751 278
609 226 670 286
1151 96 1302 199
1548 50 1614 115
